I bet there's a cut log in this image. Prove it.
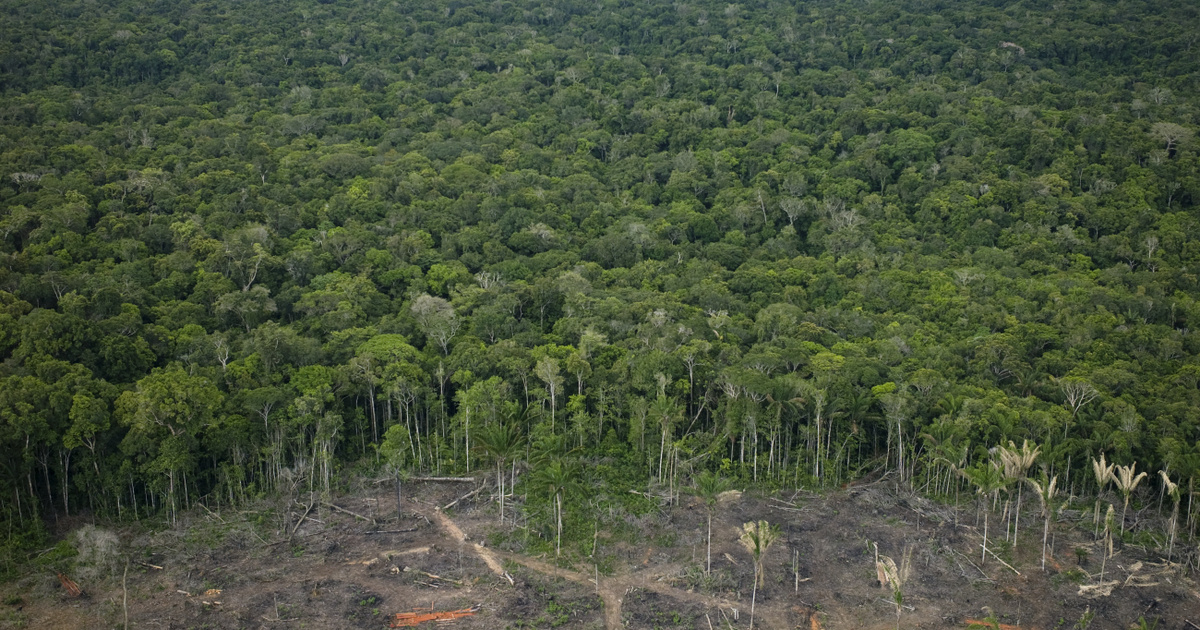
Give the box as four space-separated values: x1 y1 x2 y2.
57 573 83 597
390 604 482 627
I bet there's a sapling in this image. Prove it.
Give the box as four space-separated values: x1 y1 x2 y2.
1099 505 1115 582
873 542 911 630
998 440 1040 551
1159 470 1180 561
1091 453 1114 539
739 520 779 630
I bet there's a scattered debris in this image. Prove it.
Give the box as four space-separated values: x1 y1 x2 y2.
717 489 742 503
1078 580 1119 599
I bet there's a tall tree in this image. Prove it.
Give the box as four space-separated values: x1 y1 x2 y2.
116 365 223 523
474 422 524 525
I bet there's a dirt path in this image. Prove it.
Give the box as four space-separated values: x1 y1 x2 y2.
426 507 514 584
417 502 788 630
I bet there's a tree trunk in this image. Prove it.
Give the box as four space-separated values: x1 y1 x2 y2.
706 511 712 575
61 449 72 516
814 410 821 480
1014 486 1022 551
369 383 378 443
395 473 403 520
981 502 989 565
749 576 757 630
1041 514 1049 571
497 459 505 524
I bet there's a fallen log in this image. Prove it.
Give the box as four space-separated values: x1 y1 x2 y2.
322 502 376 525
382 547 431 558
442 485 487 511
290 502 315 539
403 566 463 586
965 620 1023 630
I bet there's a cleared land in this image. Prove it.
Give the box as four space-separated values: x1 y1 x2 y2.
3 478 1197 629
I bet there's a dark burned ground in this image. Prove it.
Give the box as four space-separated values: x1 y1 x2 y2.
5 480 1199 629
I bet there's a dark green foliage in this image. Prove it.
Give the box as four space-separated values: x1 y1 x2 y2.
0 0 1199 567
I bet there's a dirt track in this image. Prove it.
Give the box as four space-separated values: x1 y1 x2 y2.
416 501 762 630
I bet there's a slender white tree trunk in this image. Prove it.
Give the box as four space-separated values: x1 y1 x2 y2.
749 576 757 630
706 512 712 575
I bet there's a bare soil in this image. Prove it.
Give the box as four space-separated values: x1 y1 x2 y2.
4 479 1198 629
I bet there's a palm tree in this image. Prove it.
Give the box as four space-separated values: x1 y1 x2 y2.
1025 473 1058 571
474 422 525 525
962 459 1004 565
689 471 732 575
1091 453 1115 538
739 520 779 630
536 459 577 558
997 440 1040 551
1114 462 1147 534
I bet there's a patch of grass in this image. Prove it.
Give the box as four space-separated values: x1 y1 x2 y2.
0 608 27 628
1050 568 1087 587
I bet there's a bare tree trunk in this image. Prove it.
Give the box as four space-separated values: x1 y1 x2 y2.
706 511 712 575
556 492 563 558
981 502 989 565
395 473 403 520
749 576 757 630
497 459 505 524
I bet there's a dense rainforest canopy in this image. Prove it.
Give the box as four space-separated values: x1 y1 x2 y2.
1 0 1199 567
